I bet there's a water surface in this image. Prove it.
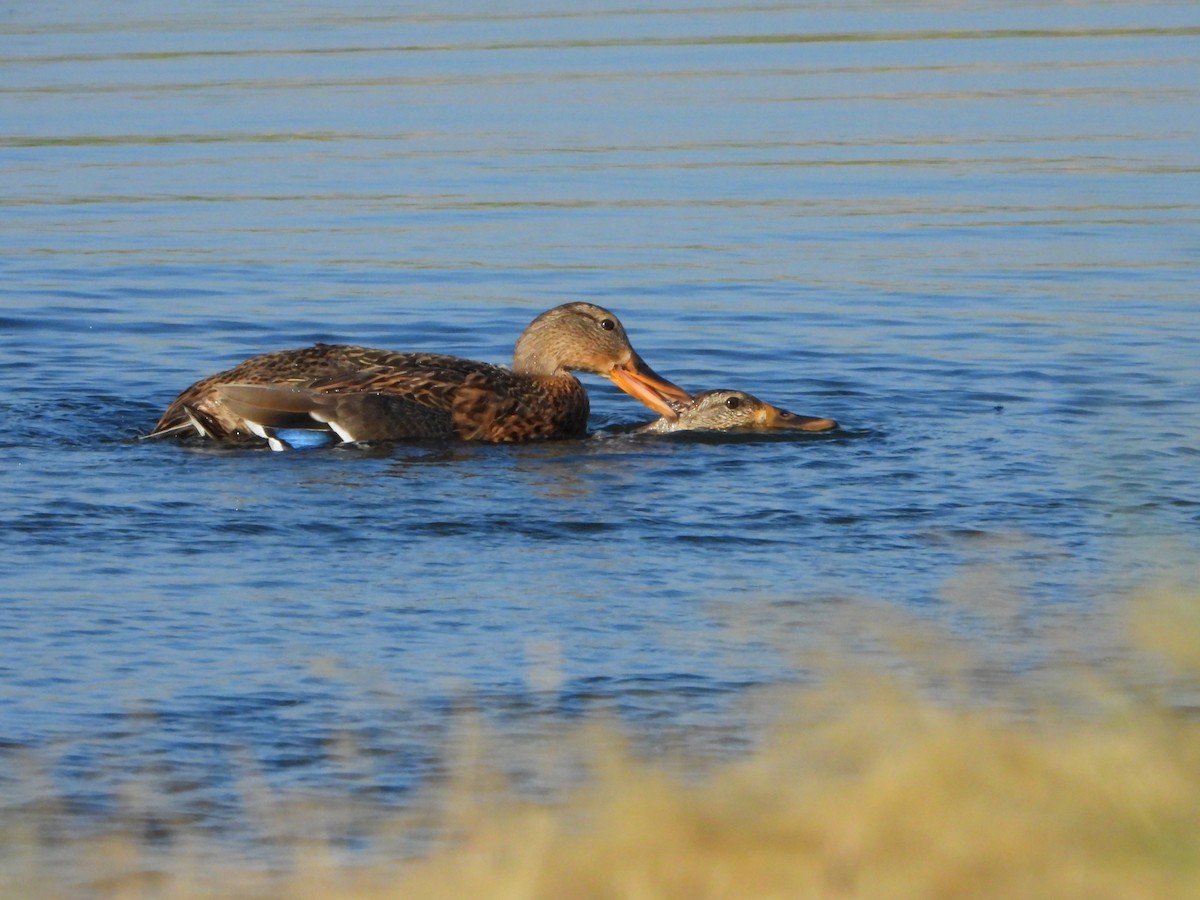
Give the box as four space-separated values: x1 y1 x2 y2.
2 0 1199 863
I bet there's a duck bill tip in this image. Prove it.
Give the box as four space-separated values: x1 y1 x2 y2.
766 408 839 432
609 357 691 419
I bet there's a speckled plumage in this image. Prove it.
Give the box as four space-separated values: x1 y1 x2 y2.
148 303 689 447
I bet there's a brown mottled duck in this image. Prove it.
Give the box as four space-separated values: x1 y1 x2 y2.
638 389 837 434
146 302 691 450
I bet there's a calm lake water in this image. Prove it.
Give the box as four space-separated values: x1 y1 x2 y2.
2 0 1199 865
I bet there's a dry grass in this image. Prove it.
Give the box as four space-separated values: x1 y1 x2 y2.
4 588 1200 899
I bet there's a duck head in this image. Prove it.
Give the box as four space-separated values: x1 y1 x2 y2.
655 389 838 433
513 302 691 418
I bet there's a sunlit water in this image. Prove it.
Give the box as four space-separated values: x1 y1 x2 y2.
2 0 1199 861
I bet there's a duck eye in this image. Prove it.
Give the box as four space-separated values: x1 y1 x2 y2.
599 318 616 331
725 396 742 410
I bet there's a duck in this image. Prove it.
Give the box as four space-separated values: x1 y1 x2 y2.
637 389 837 435
146 302 692 449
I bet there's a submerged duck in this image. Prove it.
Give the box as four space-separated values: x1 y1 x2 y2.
637 389 837 435
147 302 691 449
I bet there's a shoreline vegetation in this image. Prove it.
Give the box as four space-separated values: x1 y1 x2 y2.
5 587 1199 898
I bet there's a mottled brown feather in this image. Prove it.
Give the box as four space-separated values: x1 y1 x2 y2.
151 344 590 444
148 303 688 446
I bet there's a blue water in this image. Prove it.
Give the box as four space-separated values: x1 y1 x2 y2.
2 0 1199 860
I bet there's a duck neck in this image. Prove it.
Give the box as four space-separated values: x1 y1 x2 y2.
513 335 565 377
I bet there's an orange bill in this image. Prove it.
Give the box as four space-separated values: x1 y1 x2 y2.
608 352 692 419
762 404 838 432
